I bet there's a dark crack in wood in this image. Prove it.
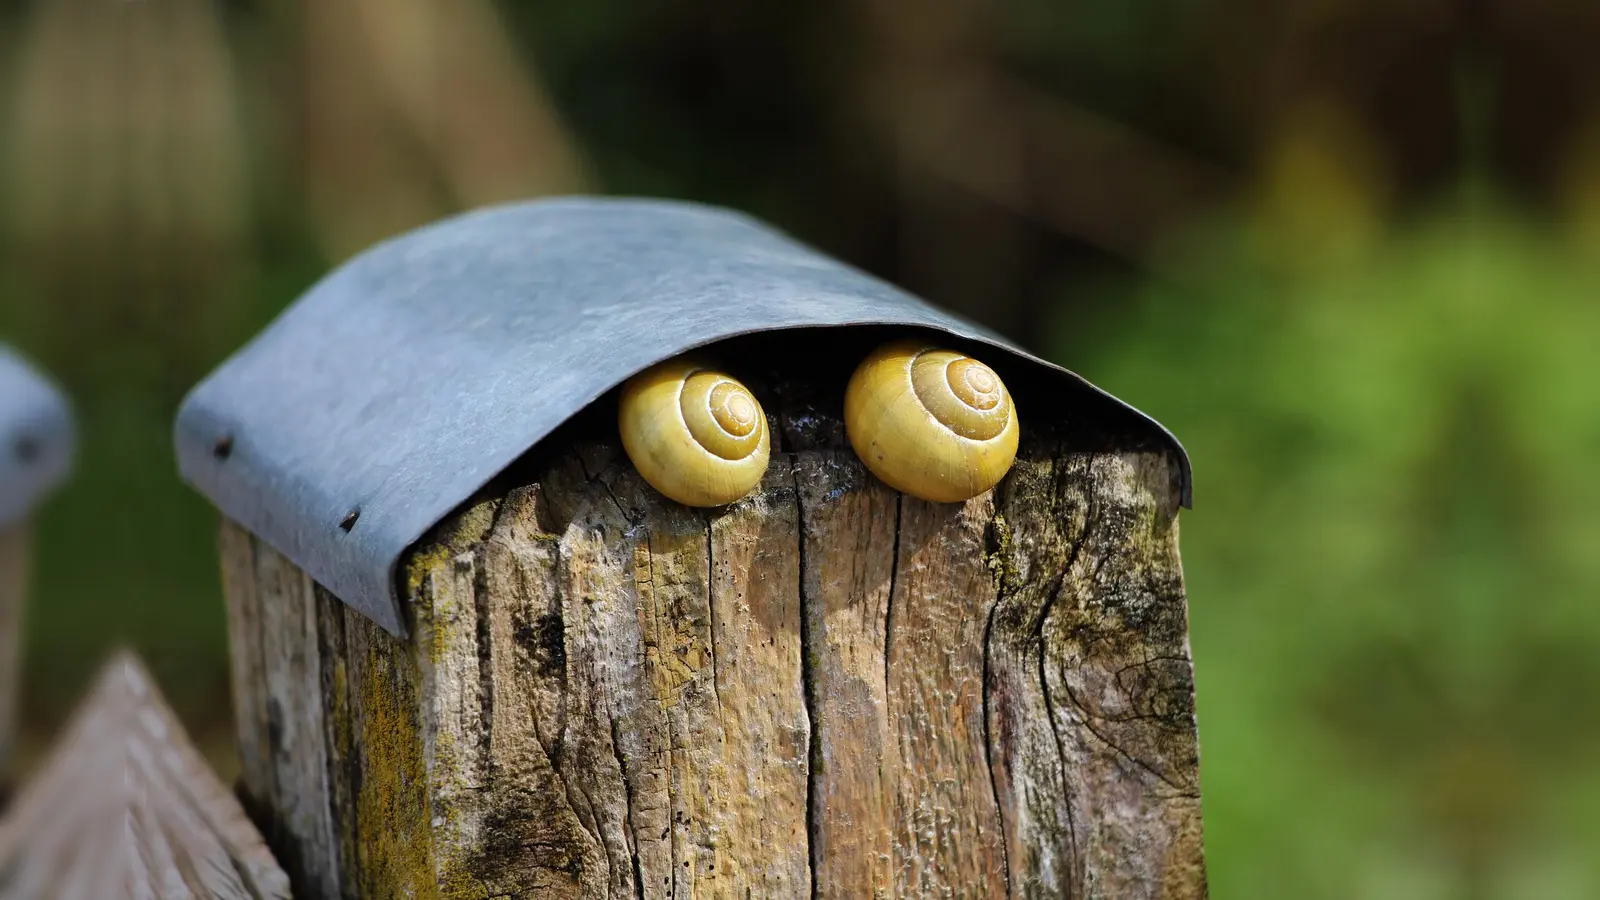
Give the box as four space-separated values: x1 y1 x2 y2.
219 425 1204 898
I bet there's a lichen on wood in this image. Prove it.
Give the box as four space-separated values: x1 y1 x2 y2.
222 407 1206 898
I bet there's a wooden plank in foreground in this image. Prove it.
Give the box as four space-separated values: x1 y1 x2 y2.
223 421 1206 898
0 651 292 900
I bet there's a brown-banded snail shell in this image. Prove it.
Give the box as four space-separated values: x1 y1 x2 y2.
619 359 770 507
844 341 1019 502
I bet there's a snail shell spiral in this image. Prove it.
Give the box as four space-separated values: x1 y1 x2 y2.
619 359 770 507
844 341 1019 502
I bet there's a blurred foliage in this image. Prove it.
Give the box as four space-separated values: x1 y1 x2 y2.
1072 184 1600 895
1 0 1596 896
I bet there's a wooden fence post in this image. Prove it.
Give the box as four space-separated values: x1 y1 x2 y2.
0 347 73 774
180 199 1208 899
0 528 28 776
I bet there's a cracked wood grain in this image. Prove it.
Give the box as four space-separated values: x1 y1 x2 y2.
987 450 1205 898
221 421 1205 898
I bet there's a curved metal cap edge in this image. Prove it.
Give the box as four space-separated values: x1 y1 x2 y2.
176 197 1190 636
0 346 75 527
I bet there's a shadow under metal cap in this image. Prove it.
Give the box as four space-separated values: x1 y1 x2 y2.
0 346 75 528
176 197 1191 636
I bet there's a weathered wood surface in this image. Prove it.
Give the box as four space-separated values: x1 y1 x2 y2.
0 527 27 771
0 650 291 899
223 421 1205 898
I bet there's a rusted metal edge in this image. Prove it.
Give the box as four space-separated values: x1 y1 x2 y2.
0 346 74 527
176 197 1191 635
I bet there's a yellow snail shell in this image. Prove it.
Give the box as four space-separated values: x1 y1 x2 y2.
619 359 770 507
844 341 1019 503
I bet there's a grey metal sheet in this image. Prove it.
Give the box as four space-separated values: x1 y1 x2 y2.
176 197 1191 636
0 346 74 527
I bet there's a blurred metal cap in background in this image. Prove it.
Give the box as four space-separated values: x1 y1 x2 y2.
0 347 75 528
176 197 1190 635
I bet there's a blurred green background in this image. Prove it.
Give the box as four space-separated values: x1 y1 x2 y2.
2 0 1597 896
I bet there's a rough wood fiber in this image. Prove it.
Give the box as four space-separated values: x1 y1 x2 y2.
0 527 27 770
0 651 291 899
222 429 1205 898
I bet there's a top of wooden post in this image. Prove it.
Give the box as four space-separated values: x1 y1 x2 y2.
176 197 1190 635
0 346 73 528
0 651 292 898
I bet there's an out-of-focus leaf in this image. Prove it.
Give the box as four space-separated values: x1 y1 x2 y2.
1061 193 1600 897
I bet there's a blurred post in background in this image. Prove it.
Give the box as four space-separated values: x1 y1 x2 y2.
0 0 585 762
0 347 72 777
0 0 1596 897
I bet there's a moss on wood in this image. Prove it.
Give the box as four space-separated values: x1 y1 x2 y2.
222 419 1205 898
